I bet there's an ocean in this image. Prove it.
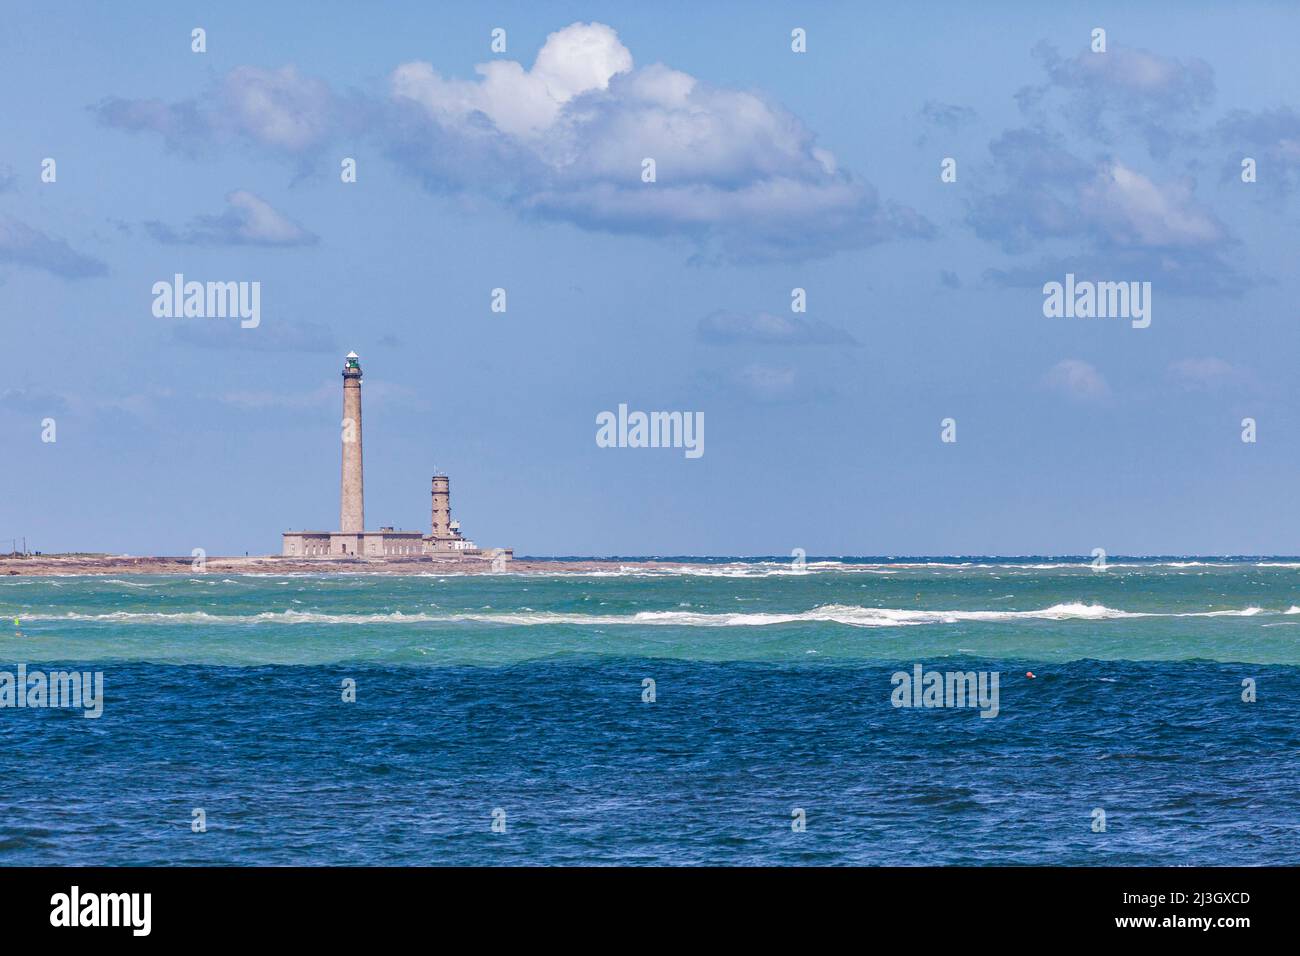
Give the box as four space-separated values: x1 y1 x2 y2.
2 558 1297 865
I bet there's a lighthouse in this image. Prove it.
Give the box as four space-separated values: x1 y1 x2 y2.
340 351 364 534
280 353 511 561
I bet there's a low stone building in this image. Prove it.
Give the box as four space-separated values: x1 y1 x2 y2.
281 529 425 558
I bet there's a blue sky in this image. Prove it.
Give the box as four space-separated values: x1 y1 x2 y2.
2 1 1299 556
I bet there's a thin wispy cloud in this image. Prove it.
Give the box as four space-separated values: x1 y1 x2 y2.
1214 106 1300 195
0 215 108 279
697 311 858 346
921 101 978 130
144 191 317 247
1017 42 1214 157
216 380 421 411
172 320 337 353
735 363 799 401
92 65 345 158
0 387 69 415
1043 359 1111 402
1167 357 1252 391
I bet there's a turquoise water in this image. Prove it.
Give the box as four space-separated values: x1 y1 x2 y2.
7 559 1300 665
1 559 1297 864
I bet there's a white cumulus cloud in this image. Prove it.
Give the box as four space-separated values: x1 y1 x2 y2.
95 21 928 261
386 21 928 260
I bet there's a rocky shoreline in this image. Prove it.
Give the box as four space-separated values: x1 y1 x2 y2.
0 555 698 576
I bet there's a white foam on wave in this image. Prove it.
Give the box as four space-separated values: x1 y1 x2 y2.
469 560 1278 577
1182 607 1263 617
22 601 1280 628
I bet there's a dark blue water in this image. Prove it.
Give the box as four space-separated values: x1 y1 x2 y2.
4 658 1295 865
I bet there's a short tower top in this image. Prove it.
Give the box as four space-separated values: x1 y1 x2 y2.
343 351 362 375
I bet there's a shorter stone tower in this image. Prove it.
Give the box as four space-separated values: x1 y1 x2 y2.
431 475 451 539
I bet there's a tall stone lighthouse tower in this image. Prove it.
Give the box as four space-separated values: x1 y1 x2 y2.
339 351 364 534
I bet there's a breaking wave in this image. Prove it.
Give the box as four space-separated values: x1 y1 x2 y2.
21 602 1276 628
